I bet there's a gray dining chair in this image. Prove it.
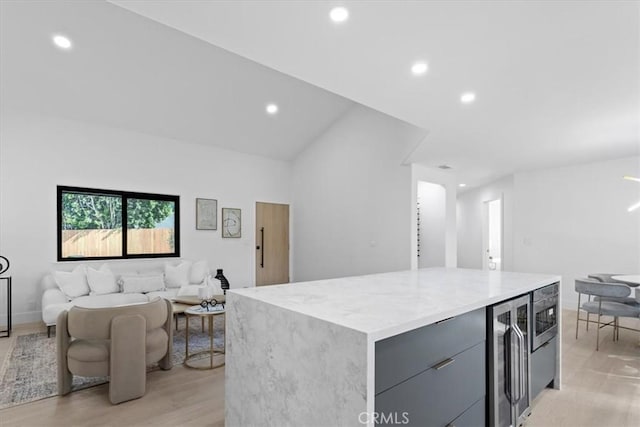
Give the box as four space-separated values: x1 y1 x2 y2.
587 273 639 305
575 278 640 351
588 273 622 283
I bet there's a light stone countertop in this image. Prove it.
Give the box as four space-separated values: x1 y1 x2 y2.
229 267 561 341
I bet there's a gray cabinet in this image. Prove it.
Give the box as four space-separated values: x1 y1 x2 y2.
450 397 485 427
375 307 486 394
375 308 486 427
531 336 557 399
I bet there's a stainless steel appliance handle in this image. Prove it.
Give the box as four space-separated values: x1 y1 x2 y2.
504 327 513 403
514 323 526 401
510 326 520 403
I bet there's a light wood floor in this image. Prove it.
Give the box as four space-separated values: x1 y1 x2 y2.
1 310 638 426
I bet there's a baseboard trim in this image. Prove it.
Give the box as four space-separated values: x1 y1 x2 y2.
9 311 41 326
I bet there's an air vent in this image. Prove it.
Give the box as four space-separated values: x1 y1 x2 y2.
437 165 452 170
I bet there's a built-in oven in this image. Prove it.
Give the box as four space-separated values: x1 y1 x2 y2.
531 283 559 351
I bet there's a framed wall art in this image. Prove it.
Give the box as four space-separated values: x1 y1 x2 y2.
222 208 241 238
196 198 217 230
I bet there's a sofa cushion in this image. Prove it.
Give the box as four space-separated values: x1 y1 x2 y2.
120 275 165 294
74 293 148 308
54 264 90 300
176 284 201 297
164 261 191 288
189 260 209 284
146 289 178 301
87 264 119 295
43 301 74 325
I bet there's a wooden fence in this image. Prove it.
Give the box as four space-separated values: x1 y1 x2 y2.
61 229 174 258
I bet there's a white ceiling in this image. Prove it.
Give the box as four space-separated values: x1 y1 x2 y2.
111 0 640 186
1 1 638 186
0 1 355 161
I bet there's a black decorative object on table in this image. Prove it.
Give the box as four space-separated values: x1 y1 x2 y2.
215 269 230 295
200 298 224 311
0 256 11 338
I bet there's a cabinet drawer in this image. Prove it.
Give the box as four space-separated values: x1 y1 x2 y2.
375 307 485 394
375 341 485 427
448 397 485 427
531 336 557 400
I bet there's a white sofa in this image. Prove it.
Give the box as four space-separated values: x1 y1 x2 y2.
42 259 216 337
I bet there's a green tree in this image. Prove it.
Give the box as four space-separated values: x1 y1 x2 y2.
127 199 174 229
62 193 174 230
62 193 122 230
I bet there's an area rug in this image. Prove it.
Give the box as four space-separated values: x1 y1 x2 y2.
0 317 224 410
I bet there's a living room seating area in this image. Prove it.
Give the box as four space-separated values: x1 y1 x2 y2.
42 259 221 336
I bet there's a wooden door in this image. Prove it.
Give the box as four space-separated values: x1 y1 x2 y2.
256 202 289 286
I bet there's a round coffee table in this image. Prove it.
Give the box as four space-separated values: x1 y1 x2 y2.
184 305 225 370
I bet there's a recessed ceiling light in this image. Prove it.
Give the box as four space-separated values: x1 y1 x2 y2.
459 183 467 188
330 7 349 23
460 92 476 104
437 165 452 170
411 62 428 76
52 34 72 50
266 103 279 115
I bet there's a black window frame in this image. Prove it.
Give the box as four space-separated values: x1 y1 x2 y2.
57 186 180 261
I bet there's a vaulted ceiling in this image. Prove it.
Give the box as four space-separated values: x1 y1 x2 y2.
0 1 354 161
112 0 640 185
2 1 638 187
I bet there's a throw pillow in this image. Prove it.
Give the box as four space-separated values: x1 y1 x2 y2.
165 261 192 288
87 264 119 295
190 260 209 284
120 275 165 294
177 284 201 297
54 264 90 300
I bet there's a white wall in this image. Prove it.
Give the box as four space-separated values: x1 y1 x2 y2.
417 181 446 268
0 112 292 323
291 105 425 281
457 157 640 308
513 156 640 308
457 175 514 270
411 164 458 269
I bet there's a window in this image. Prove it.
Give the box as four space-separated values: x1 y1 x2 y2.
57 186 180 261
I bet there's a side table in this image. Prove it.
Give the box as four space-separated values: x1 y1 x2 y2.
172 294 226 332
184 305 225 369
0 276 11 338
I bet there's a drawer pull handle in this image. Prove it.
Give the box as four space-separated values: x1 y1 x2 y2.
433 358 455 370
435 316 455 324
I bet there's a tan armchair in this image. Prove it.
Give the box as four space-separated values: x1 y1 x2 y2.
57 297 173 404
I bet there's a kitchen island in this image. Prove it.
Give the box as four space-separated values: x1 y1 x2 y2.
225 268 561 426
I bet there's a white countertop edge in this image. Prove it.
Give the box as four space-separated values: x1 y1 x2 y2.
369 275 560 341
229 272 561 342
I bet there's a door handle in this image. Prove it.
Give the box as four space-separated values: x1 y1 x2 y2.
260 227 264 268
